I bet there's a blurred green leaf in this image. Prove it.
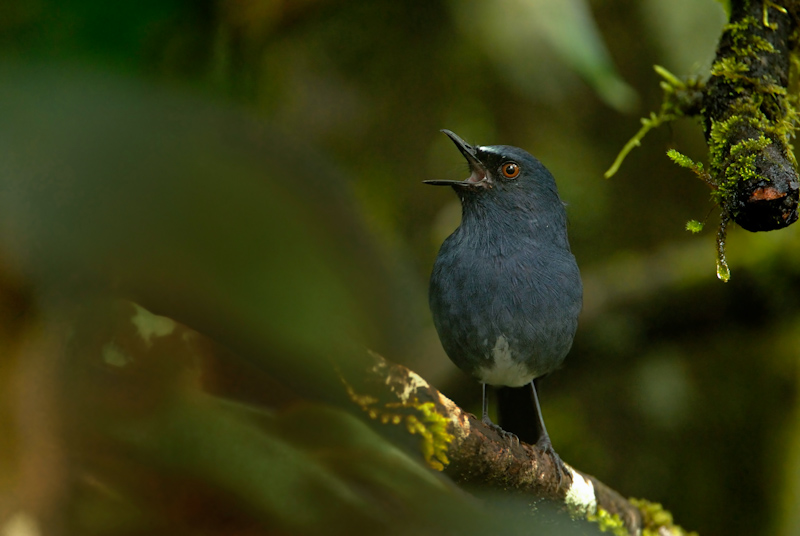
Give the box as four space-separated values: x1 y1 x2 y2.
0 63 415 401
50 297 592 535
449 0 637 111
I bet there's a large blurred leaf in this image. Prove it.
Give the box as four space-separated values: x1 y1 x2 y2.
0 62 414 401
28 297 593 535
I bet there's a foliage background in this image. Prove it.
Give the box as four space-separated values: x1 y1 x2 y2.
1 1 799 535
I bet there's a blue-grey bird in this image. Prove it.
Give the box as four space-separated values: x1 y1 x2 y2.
425 130 582 464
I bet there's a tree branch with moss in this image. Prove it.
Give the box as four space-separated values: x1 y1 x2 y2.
607 0 800 281
341 350 697 536
18 296 699 536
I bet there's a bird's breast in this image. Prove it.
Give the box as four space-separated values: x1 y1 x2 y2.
429 227 581 385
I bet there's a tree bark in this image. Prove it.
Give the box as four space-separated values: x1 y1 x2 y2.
703 0 800 231
343 351 661 535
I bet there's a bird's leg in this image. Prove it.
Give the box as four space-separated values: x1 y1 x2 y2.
481 383 520 445
530 380 569 487
482 382 490 422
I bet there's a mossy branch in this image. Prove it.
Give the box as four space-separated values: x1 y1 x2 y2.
703 0 799 233
341 350 697 536
606 0 800 281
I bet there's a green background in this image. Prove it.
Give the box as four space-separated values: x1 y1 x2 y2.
1 1 798 535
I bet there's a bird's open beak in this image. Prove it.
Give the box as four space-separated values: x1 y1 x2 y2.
423 130 490 188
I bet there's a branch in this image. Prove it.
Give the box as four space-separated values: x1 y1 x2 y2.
606 0 800 281
703 0 800 233
341 351 696 536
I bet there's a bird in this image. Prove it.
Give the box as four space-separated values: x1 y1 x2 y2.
425 129 582 470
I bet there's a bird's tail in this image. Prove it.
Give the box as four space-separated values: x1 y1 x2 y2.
496 381 546 445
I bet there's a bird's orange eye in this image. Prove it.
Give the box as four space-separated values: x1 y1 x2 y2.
501 162 520 179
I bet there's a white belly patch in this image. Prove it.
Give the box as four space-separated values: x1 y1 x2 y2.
476 335 534 387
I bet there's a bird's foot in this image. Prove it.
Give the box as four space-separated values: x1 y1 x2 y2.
534 435 570 491
481 415 520 446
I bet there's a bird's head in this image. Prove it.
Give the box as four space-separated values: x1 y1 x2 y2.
424 130 559 202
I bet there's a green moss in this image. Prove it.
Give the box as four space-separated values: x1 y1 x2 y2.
667 149 712 186
748 34 775 54
630 498 698 536
667 149 702 170
710 56 749 79
586 508 628 536
707 102 776 206
692 7 797 215
404 401 454 471
730 133 771 159
343 379 454 471
604 66 704 179
704 8 797 211
722 16 775 57
608 3 800 280
762 1 788 30
685 220 705 233
721 132 772 193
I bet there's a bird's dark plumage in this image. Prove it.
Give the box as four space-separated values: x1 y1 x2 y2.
426 130 582 456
